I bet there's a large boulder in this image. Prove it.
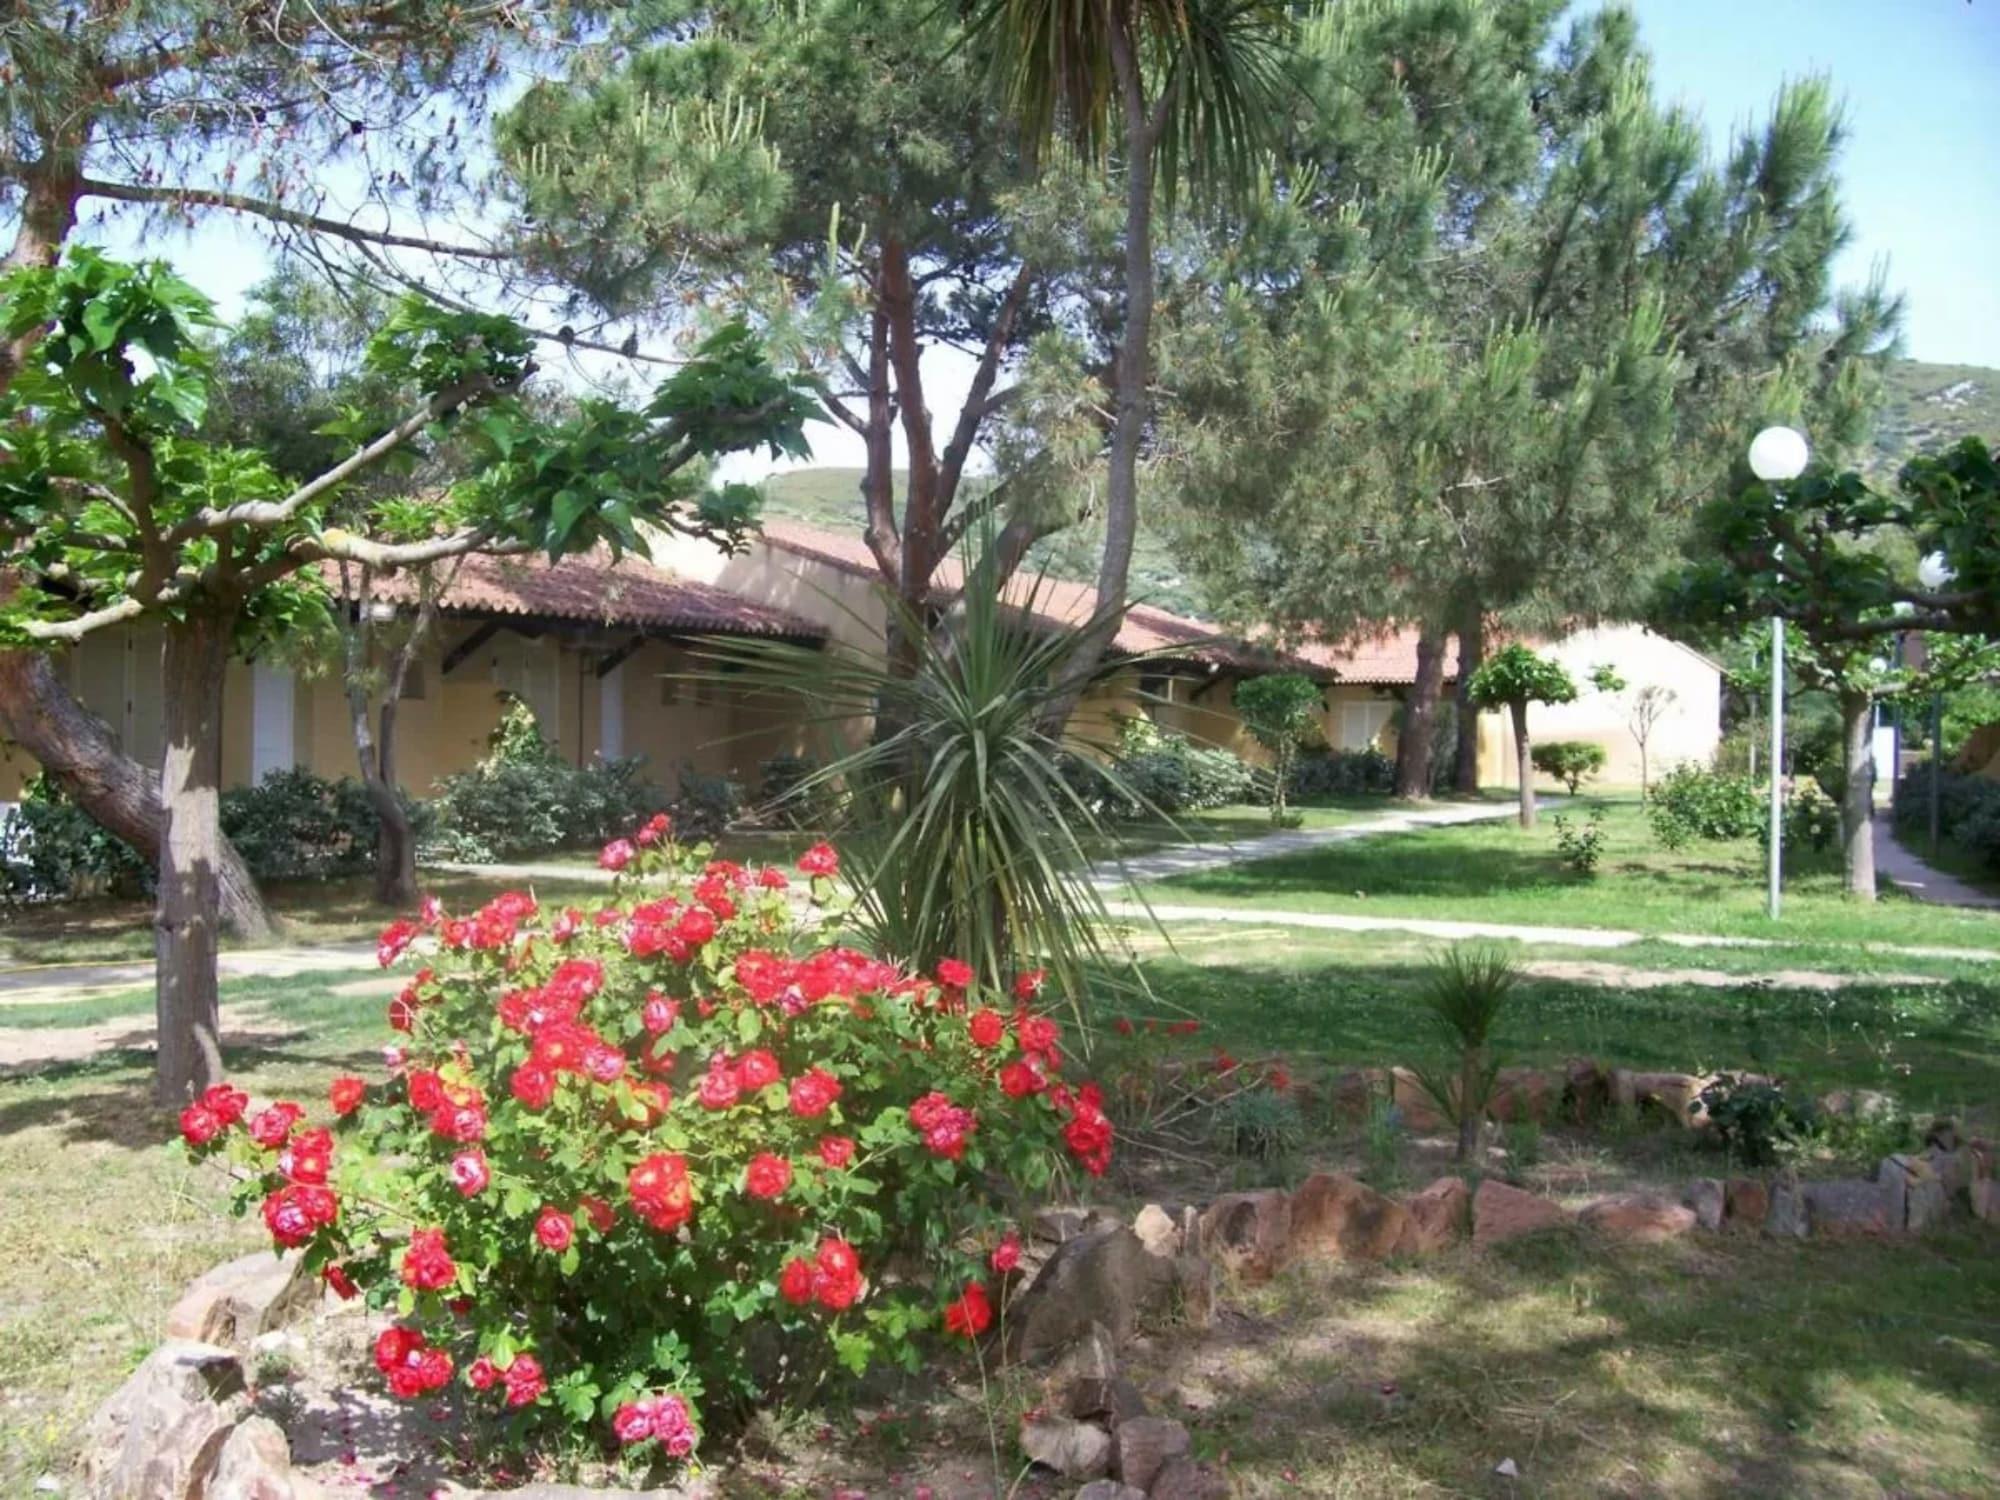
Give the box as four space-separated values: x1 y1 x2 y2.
82 1341 249 1500
1395 1176 1471 1256
1289 1173 1408 1263
1389 1068 1449 1132
1113 1417 1191 1492
1149 1458 1231 1499
1879 1155 1948 1233
207 1416 310 1500
1683 1178 1725 1232
1472 1180 1570 1248
1196 1189 1292 1282
163 1253 319 1354
1764 1182 1807 1239
1010 1227 1175 1362
1725 1177 1770 1229
1488 1068 1557 1125
1020 1414 1113 1479
1579 1193 1696 1244
1802 1179 1894 1239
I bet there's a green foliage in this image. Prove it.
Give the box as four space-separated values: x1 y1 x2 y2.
1289 747 1395 799
1405 944 1518 1162
753 755 834 830
1551 811 1606 875
1645 764 1763 849
1233 673 1324 821
1466 646 1577 715
1214 1086 1304 1161
668 771 742 845
1893 768 2000 874
0 775 152 901
1530 740 1607 795
427 727 665 864
1693 1073 1818 1166
1110 726 1259 818
219 770 404 883
184 827 1116 1459
1766 781 1842 858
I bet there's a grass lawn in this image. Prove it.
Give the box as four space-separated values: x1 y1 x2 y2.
1084 797 1389 860
1139 796 2000 952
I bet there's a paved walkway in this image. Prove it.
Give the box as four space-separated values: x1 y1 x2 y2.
1089 797 1541 889
0 942 377 1007
1873 814 2000 911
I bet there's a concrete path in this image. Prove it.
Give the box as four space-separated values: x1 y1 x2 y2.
1873 814 2000 911
1090 797 1541 889
1101 899 2000 965
0 942 375 1007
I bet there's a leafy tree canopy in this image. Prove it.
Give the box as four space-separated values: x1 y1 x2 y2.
1466 645 1577 713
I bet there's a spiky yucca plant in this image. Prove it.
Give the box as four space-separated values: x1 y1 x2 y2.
1406 944 1519 1163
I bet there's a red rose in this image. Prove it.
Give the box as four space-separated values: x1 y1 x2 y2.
535 1206 575 1252
200 1083 249 1124
374 1326 423 1374
936 958 974 990
501 1353 546 1407
1016 1013 1060 1061
582 1043 627 1084
628 1152 694 1232
179 1103 223 1147
466 1355 500 1391
329 1076 366 1116
796 841 839 878
757 867 789 889
510 1063 555 1110
788 1067 842 1118
697 1059 740 1111
744 1153 792 1200
261 1186 321 1247
1012 968 1047 1001
736 1049 782 1092
990 1231 1022 1274
449 1149 490 1197
376 918 420 968
942 1279 992 1339
400 1227 456 1292
813 1236 864 1310
579 1194 617 1234
599 838 636 872
817 1135 856 1169
778 1256 816 1306
322 1263 359 1300
967 1008 1005 1048
1113 1017 1136 1036
642 992 681 1034
998 1061 1045 1098
677 906 717 948
406 1069 445 1112
247 1101 303 1150
279 1127 333 1185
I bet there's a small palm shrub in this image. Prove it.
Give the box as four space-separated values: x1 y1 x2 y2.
178 820 1112 1468
1406 945 1519 1163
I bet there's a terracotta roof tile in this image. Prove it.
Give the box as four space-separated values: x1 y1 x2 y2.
1296 628 1463 685
356 550 824 640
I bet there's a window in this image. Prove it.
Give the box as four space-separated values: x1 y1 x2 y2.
1338 699 1393 750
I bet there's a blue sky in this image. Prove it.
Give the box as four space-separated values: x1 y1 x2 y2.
1627 0 1998 367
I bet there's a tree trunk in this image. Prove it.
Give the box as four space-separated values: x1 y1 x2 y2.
0 648 272 938
1839 687 1877 901
1512 699 1535 829
1394 629 1447 801
155 611 233 1104
1452 605 1484 796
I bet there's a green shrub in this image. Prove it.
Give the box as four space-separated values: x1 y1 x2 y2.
1762 779 1840 857
1107 732 1258 819
1530 740 1607 795
753 754 834 830
1214 1086 1304 1160
1693 1073 1817 1166
220 769 398 882
669 769 741 844
1551 810 1606 874
427 756 663 863
1893 766 2000 872
1288 747 1394 799
1645 763 1762 848
0 774 152 900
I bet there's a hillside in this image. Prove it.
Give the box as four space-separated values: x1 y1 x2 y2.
760 358 2000 621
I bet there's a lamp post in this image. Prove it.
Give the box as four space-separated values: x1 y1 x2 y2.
1917 551 1957 859
1749 425 1809 920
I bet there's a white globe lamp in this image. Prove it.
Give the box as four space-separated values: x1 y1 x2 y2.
1748 425 1809 483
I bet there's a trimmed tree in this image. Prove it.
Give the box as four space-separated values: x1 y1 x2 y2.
1233 673 1323 824
1466 646 1577 828
0 251 814 1102
1530 741 1607 797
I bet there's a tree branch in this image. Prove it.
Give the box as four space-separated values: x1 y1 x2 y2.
79 177 511 262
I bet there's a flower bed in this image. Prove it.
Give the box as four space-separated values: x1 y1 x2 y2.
179 818 1112 1472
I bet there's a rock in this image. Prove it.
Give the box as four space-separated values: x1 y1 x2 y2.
1196 1189 1292 1281
1472 1180 1570 1248
1879 1155 1947 1233
1725 1177 1770 1229
1148 1458 1230 1500
1972 1179 1999 1223
1047 1323 1146 1426
1969 1138 1995 1180
82 1341 249 1500
1764 1182 1807 1239
1683 1178 1725 1232
1289 1172 1409 1263
1011 1228 1176 1361
1329 1068 1387 1123
1172 1255 1219 1329
1132 1204 1181 1260
1020 1414 1112 1479
1802 1179 1894 1239
1048 1322 1119 1390
470 1487 714 1500
1926 1146 1973 1200
1924 1117 1960 1153
1074 1484 1149 1500
1579 1193 1696 1244
1389 1067 1448 1131
1613 1070 1706 1127
1495 1457 1521 1479
1817 1088 1898 1123
1395 1176 1470 1255
163 1253 319 1354
1488 1068 1556 1125
1033 1206 1123 1244
1563 1057 1609 1124
207 1417 301 1500
1112 1417 1191 1492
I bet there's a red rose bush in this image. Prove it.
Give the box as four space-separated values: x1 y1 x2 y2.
180 818 1109 1466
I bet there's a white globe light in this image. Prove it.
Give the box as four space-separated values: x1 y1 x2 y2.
1917 551 1955 590
1869 656 1890 674
1748 425 1809 482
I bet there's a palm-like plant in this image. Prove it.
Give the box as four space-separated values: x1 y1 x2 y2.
694 536 1160 1020
1406 944 1519 1164
964 0 1293 726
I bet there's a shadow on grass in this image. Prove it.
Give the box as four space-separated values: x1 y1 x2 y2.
1158 840 1576 902
1172 1228 2000 1497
